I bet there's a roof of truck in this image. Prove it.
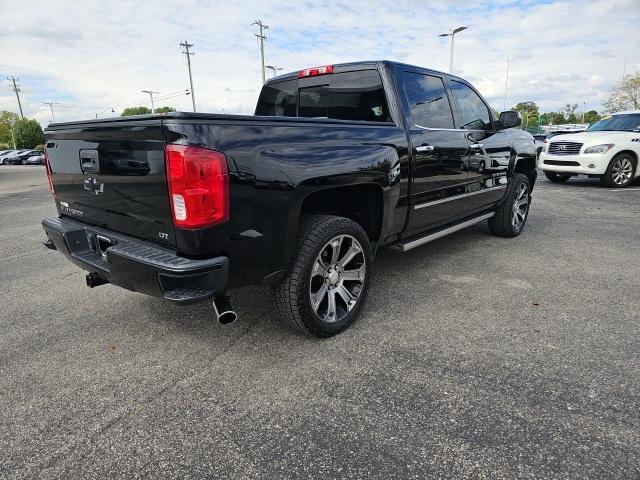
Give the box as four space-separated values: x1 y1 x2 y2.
265 60 458 84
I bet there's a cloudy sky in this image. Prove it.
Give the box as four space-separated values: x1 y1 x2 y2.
1 0 639 126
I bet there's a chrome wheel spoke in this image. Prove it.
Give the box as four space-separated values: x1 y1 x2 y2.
312 258 329 278
335 285 356 311
338 243 362 268
329 237 343 265
311 283 329 311
342 265 365 281
325 289 338 322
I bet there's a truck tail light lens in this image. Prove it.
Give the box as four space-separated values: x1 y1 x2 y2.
165 144 229 229
44 147 55 195
298 65 334 78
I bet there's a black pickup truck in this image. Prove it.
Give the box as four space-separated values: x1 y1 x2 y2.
42 60 536 337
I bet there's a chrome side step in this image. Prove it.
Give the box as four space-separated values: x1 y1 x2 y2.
390 212 494 252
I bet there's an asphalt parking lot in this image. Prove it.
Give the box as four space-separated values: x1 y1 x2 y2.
1 165 639 479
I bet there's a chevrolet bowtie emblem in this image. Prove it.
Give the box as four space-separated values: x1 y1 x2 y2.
83 177 105 195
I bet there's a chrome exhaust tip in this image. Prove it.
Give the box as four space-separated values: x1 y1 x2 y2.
212 295 237 325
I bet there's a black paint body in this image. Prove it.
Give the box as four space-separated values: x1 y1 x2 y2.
43 61 536 298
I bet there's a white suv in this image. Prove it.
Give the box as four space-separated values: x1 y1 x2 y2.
538 111 640 188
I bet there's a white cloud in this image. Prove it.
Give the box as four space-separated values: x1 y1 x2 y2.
0 0 639 125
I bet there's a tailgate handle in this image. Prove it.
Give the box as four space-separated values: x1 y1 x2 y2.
80 149 100 173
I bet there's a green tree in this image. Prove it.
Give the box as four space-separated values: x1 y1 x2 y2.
0 110 20 146
120 106 176 116
121 106 152 116
603 72 640 113
583 110 602 124
563 103 579 123
512 101 540 129
13 118 45 149
540 111 566 125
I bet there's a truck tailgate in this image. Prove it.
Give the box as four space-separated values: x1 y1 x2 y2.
45 118 175 247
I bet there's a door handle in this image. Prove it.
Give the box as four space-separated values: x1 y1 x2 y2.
470 143 484 151
416 145 435 152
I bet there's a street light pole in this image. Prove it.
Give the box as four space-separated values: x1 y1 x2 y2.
141 90 158 114
582 101 586 124
503 58 510 112
42 102 57 123
265 65 283 78
439 26 468 73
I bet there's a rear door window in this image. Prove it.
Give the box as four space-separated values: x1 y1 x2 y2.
256 70 392 123
400 72 454 129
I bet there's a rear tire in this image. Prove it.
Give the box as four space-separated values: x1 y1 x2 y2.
544 171 571 183
274 215 372 337
489 173 531 238
600 153 636 188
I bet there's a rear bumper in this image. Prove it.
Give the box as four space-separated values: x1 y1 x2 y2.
42 216 228 304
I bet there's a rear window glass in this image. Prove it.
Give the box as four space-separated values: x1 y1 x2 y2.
255 70 392 123
255 79 298 117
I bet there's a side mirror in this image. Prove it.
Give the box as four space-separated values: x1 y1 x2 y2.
499 110 522 129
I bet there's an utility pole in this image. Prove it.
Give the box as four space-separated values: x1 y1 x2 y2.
141 90 159 114
582 101 586 124
252 20 269 83
265 65 282 78
180 40 197 112
10 128 16 149
503 58 510 112
42 102 57 123
7 76 24 119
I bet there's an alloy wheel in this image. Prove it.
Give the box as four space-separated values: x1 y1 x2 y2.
612 158 633 185
512 183 529 230
309 234 366 323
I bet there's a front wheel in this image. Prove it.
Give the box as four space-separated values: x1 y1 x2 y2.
601 154 636 188
489 173 531 238
274 215 372 337
544 171 571 183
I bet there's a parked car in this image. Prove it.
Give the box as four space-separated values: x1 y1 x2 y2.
0 150 18 164
2 150 31 165
539 111 640 187
41 60 537 337
1 150 22 164
26 154 45 165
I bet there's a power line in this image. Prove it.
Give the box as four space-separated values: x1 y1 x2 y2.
7 76 24 119
180 40 197 112
252 20 269 84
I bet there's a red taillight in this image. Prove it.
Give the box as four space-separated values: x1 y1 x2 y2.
298 65 334 78
165 144 229 229
44 147 55 195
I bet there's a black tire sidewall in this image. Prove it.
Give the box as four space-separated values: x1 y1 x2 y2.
296 218 372 336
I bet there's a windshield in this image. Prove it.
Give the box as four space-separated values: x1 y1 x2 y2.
588 113 640 132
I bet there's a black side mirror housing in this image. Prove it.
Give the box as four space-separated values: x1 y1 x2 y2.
499 110 522 129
